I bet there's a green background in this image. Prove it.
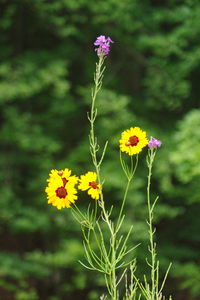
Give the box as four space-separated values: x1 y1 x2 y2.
0 0 200 299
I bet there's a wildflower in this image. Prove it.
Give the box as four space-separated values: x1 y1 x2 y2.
119 127 148 155
94 35 114 56
148 136 162 149
78 172 101 200
45 169 78 209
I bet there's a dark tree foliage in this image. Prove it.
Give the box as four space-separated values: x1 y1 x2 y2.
0 0 200 299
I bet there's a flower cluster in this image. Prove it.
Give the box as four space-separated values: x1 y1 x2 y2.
94 35 114 56
45 34 163 210
45 127 162 209
119 127 162 156
45 170 101 209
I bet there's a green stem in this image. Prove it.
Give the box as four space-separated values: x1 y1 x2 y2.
89 55 113 233
117 154 138 231
89 55 117 299
109 232 117 300
117 179 131 230
93 197 98 224
147 149 156 300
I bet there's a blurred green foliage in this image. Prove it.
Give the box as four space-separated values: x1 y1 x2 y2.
0 0 200 299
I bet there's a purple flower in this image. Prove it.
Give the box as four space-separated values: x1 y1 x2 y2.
148 136 162 149
94 35 114 56
94 35 107 45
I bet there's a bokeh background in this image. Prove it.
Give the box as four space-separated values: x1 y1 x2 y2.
0 0 200 299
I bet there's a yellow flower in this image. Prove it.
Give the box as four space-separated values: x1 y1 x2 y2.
78 172 101 200
119 127 148 155
45 169 78 209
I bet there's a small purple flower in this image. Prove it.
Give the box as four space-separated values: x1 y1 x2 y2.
148 136 162 149
94 35 114 56
94 35 107 46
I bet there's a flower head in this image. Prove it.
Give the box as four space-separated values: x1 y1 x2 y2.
94 35 114 56
119 127 148 155
78 172 101 200
148 137 162 149
45 169 78 209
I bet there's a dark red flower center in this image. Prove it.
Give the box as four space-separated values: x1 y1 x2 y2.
125 135 139 147
56 187 67 198
89 181 98 189
62 177 68 186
